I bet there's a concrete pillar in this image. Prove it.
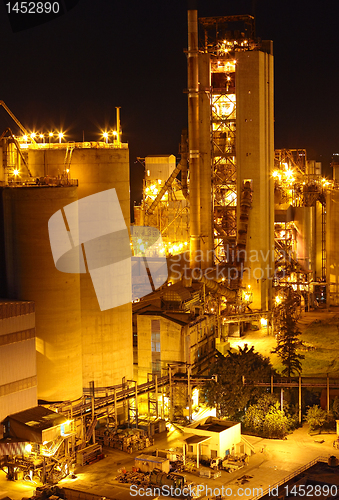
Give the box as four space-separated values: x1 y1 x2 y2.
236 49 275 311
199 52 213 268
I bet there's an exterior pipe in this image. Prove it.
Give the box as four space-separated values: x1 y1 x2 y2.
188 7 200 269
116 107 121 146
180 129 189 199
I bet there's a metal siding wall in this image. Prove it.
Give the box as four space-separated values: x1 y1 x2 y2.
0 312 35 335
0 387 37 424
0 339 36 385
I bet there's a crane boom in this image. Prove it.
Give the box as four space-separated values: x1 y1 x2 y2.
0 100 36 145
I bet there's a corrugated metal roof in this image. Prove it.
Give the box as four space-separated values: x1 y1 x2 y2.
4 406 66 430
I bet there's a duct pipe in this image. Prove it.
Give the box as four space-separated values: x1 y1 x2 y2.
146 161 184 216
188 7 200 269
236 180 253 264
184 269 237 301
198 274 237 301
199 52 213 268
180 129 188 199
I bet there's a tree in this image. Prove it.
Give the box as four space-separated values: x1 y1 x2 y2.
244 393 290 438
305 405 327 433
263 405 289 439
272 287 304 377
332 397 339 419
202 345 274 419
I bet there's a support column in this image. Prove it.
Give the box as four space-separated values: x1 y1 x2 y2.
188 365 192 421
188 8 200 268
199 52 213 268
299 376 302 424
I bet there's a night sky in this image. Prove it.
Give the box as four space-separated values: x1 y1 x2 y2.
1 0 339 205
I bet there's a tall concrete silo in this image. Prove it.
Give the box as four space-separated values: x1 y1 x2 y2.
2 186 83 402
70 146 133 390
9 141 133 393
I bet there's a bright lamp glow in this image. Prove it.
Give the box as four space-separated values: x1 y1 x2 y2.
275 295 282 305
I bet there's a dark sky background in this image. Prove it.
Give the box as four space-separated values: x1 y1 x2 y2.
1 0 339 206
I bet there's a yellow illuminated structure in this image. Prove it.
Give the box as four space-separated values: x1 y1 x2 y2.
135 155 190 257
0 130 133 402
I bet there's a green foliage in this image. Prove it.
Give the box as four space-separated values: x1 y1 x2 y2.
243 403 265 433
305 405 327 433
332 397 339 419
243 393 290 438
202 344 274 419
272 287 305 377
323 410 337 431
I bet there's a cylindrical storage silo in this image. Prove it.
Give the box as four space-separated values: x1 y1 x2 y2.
27 150 46 178
2 186 82 402
69 147 133 390
28 148 68 179
326 190 339 305
294 206 315 272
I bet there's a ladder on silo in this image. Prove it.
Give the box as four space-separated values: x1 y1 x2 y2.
63 142 75 175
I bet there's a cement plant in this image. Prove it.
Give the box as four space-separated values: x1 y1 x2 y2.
0 5 339 500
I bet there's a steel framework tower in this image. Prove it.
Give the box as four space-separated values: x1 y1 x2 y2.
187 9 275 309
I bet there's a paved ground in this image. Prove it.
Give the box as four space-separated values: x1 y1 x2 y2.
1 424 338 500
228 307 339 376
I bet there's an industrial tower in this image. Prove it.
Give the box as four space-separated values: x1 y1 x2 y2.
188 9 274 310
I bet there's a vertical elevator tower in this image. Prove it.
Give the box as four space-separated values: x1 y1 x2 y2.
188 10 274 310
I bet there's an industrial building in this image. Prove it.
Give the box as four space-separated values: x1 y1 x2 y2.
0 300 37 425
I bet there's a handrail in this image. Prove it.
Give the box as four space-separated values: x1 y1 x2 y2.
251 456 331 500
